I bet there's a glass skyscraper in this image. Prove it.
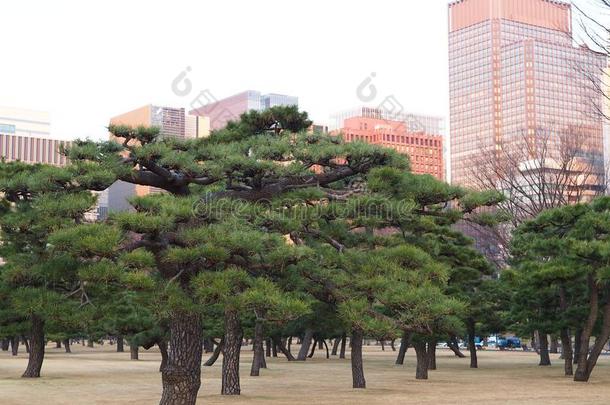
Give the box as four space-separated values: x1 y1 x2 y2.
449 0 606 191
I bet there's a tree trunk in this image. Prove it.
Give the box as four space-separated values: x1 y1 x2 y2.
297 329 314 361
560 329 573 376
204 337 224 367
272 340 278 357
274 337 295 361
448 336 466 358
22 335 30 354
558 287 573 376
130 344 139 360
380 340 385 351
339 333 347 359
63 339 71 354
428 340 437 370
573 328 582 365
1 339 9 351
539 333 551 366
550 335 559 354
574 299 610 382
331 338 340 356
413 341 429 380
203 337 214 354
11 336 19 356
221 309 243 396
351 329 366 389
22 315 45 378
395 331 410 365
159 312 203 405
87 339 94 348
116 336 124 353
250 319 266 377
308 339 317 358
467 318 478 369
322 339 330 359
574 277 599 381
532 332 540 355
266 338 272 357
158 340 168 373
391 339 396 351
55 340 61 349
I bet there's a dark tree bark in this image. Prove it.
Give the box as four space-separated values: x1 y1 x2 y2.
574 297 610 382
380 340 385 351
351 329 366 389
203 337 214 354
55 340 61 349
221 309 243 396
467 318 478 369
87 339 94 348
428 340 437 370
318 339 324 350
339 333 347 359
297 329 314 361
63 339 71 354
395 331 410 365
22 315 45 378
272 340 278 358
251 319 266 377
331 337 340 356
204 337 224 367
22 335 30 354
308 339 317 358
159 312 203 405
448 336 466 358
558 286 573 376
538 333 551 366
273 337 295 361
116 336 124 353
560 329 573 376
573 328 582 365
322 339 330 359
1 339 9 351
158 340 168 373
391 339 396 351
266 338 272 358
413 341 429 380
11 336 19 356
532 332 540 355
550 335 559 354
130 344 140 360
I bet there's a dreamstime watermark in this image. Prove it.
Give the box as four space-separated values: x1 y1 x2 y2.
170 66 239 125
190 195 416 223
355 72 426 132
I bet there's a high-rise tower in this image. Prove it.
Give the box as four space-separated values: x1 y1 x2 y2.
448 0 606 192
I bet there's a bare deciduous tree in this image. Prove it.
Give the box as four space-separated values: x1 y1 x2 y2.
465 127 606 266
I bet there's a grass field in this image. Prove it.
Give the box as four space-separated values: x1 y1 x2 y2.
1 344 610 404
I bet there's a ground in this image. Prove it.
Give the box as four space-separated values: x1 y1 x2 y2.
1 344 610 404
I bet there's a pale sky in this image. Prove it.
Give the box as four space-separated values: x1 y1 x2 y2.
0 0 451 141
2 1 605 141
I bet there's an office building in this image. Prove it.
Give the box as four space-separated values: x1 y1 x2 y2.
102 104 208 215
448 0 606 194
0 107 71 166
190 90 299 130
336 115 444 180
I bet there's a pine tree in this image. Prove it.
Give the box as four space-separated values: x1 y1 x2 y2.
510 197 610 382
62 106 402 403
0 162 108 377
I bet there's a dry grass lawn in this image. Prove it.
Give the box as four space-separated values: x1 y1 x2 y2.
1 343 610 404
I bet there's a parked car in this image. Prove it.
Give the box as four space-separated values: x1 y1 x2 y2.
497 336 521 350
